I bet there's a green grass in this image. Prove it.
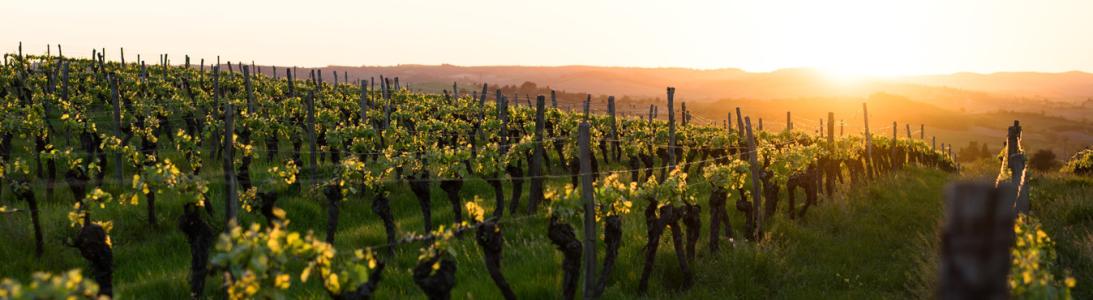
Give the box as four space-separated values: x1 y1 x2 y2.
1026 173 1093 299
0 163 952 299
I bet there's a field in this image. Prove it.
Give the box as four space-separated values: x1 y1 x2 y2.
0 49 1085 300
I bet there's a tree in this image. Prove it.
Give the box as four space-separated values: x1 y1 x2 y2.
1029 149 1060 172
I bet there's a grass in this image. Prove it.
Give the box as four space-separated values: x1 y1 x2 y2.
1026 172 1093 299
0 158 953 299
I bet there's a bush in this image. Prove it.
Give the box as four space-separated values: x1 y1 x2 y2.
1030 149 1061 172
1061 148 1093 175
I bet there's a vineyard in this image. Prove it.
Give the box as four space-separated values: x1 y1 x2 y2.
1 46 968 299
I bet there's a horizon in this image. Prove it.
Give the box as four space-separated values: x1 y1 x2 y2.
7 0 1093 77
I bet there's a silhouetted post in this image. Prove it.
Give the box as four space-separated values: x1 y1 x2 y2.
786 112 792 133
727 112 733 132
863 103 874 179
359 80 368 123
840 120 844 137
920 124 925 140
579 122 597 300
223 93 238 229
306 91 318 182
758 118 763 131
608 96 619 161
667 88 676 169
744 117 762 239
243 66 255 114
939 182 1016 300
819 118 824 138
826 112 835 195
1007 121 1029 213
933 137 937 152
528 96 546 213
551 90 558 108
906 123 912 139
109 75 124 185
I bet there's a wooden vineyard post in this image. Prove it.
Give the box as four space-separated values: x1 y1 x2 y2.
1006 121 1030 213
840 120 845 137
359 80 368 123
528 95 546 213
863 103 874 179
306 90 318 183
579 122 597 300
826 112 835 196
243 66 255 114
223 88 238 228
920 124 925 140
758 118 763 131
939 182 1016 300
551 90 558 108
667 87 676 169
819 118 824 138
744 117 763 240
583 95 591 120
727 112 733 132
609 96 619 161
109 74 124 186
786 111 792 133
906 123 912 140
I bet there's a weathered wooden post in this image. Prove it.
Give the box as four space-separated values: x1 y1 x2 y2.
551 90 558 108
109 74 124 185
1006 121 1029 213
608 96 619 161
906 123 912 140
826 112 835 195
786 111 792 133
528 95 546 213
579 121 597 300
727 112 733 132
744 117 763 239
223 86 238 228
920 124 925 140
243 66 255 114
667 88 676 169
863 103 874 178
306 90 318 182
359 80 368 122
939 182 1016 300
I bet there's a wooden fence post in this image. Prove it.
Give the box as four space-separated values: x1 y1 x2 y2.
1006 121 1029 213
579 122 597 300
528 95 546 213
786 112 792 133
306 90 318 182
920 124 925 140
667 88 676 169
939 181 1016 299
906 123 912 140
863 103 873 179
609 96 619 161
223 87 238 228
359 80 368 123
109 74 124 186
744 117 763 239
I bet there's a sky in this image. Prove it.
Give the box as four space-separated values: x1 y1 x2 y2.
5 0 1093 76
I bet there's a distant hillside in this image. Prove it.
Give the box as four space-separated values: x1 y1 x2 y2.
255 65 1093 105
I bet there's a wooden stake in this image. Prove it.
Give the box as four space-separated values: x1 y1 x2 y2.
579 122 597 300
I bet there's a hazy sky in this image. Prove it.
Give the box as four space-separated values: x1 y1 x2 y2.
6 0 1093 75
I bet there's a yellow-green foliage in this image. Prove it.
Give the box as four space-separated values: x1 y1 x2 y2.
1010 214 1076 299
1060 148 1093 175
0 269 104 299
